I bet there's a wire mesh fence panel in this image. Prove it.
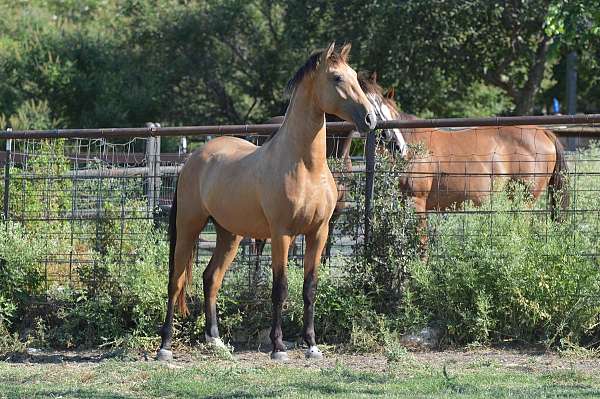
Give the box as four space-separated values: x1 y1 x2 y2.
1 125 599 304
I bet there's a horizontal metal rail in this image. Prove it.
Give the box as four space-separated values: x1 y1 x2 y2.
4 114 600 140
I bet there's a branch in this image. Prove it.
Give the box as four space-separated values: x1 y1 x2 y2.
206 79 243 123
261 0 280 44
219 36 259 82
522 34 551 99
243 98 259 122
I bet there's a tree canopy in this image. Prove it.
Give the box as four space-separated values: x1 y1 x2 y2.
1 0 599 130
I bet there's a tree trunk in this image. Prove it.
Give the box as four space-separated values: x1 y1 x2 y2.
513 35 551 115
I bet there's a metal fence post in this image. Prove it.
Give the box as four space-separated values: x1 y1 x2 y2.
364 129 376 242
145 122 161 222
3 128 12 223
566 51 578 151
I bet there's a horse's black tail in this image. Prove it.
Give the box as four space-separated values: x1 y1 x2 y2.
546 131 569 222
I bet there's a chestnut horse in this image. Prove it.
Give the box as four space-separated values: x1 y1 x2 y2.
158 43 376 361
359 73 569 241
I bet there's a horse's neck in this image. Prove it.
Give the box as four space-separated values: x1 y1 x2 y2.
274 84 327 168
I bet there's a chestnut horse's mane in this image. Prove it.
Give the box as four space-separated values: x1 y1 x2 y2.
357 71 417 121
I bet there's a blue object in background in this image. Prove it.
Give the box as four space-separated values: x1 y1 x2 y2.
552 97 560 114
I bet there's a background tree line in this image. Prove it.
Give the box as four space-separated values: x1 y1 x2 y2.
1 0 599 132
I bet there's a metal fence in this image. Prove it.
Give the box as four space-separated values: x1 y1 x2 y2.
2 116 600 296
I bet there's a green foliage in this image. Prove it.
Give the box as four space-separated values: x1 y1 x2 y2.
45 221 168 348
405 180 600 346
340 145 421 315
443 82 514 118
1 0 600 131
0 223 46 326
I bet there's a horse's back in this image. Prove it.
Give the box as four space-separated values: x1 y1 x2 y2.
403 125 558 210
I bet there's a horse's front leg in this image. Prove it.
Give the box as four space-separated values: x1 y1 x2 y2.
302 224 329 359
269 234 292 361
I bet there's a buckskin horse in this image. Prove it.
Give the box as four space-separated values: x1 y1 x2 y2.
249 73 407 271
359 73 569 245
158 43 376 361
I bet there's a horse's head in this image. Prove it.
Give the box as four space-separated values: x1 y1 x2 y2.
287 42 376 134
358 71 411 156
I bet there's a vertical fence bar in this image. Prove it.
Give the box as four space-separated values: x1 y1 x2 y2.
146 123 156 216
364 129 376 242
3 128 12 223
145 122 161 224
154 132 161 225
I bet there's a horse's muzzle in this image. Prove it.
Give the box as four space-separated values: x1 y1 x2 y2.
365 112 377 130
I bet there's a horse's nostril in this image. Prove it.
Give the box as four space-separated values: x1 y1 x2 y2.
365 113 377 129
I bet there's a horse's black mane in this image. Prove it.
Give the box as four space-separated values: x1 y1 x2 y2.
285 49 343 96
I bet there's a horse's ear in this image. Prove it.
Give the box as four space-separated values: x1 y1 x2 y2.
385 87 395 99
370 71 378 83
340 42 352 62
320 42 336 66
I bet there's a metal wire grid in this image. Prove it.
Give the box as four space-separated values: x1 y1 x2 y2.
1 130 599 295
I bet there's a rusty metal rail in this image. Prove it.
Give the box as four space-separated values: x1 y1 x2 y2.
4 114 600 140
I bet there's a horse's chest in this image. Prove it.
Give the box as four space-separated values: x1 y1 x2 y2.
273 170 336 230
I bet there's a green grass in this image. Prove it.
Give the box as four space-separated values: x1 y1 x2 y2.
1 352 599 398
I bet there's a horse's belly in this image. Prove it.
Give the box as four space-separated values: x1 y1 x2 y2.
195 152 271 238
213 210 271 239
203 179 271 238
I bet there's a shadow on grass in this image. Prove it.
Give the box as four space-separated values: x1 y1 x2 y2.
0 387 135 399
3 348 133 364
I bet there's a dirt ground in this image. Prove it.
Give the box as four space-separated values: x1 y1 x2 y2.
5 346 600 375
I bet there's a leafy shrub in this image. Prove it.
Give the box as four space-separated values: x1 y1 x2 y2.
0 223 46 326
46 220 169 348
404 181 600 346
339 145 421 315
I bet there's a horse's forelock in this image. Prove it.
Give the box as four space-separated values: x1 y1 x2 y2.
358 72 383 97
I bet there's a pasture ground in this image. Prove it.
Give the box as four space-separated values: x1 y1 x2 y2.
1 348 599 398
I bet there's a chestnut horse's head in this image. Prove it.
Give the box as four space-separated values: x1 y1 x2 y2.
358 71 412 155
286 42 376 134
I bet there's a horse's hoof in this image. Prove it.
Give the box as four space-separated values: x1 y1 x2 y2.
205 335 227 349
270 351 289 361
305 346 324 359
156 349 173 361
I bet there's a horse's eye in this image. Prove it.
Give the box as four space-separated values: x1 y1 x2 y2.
333 75 343 83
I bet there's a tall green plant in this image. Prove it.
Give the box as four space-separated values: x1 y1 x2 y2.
340 145 421 314
404 181 600 346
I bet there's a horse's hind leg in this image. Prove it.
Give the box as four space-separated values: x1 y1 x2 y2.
413 197 429 258
252 239 267 283
325 212 341 258
203 223 242 347
269 233 292 361
158 209 207 361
